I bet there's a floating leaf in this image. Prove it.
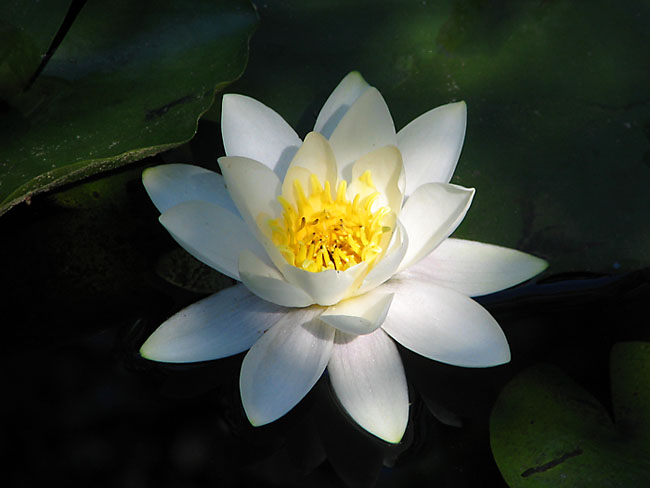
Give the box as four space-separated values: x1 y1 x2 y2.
490 343 650 487
0 0 257 215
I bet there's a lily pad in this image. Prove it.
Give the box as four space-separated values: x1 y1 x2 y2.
490 342 650 487
0 0 257 216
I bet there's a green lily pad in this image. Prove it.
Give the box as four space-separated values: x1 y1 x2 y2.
227 0 650 274
490 342 650 487
0 0 257 216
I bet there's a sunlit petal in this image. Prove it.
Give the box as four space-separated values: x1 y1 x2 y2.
159 201 266 280
399 238 548 297
240 313 334 426
238 249 315 307
282 261 368 306
315 71 371 138
381 279 510 367
328 329 408 443
398 183 474 272
222 94 302 177
140 285 284 362
142 163 239 215
320 289 394 335
397 101 467 195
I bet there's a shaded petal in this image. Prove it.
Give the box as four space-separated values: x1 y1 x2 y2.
397 101 467 195
240 312 334 426
399 238 548 297
282 132 338 207
282 261 368 306
159 201 266 280
355 220 409 295
238 249 315 307
320 289 394 335
329 87 396 181
328 329 409 444
349 145 405 216
218 156 283 234
314 71 370 139
398 183 474 272
381 279 510 367
221 94 302 177
140 285 284 363
142 163 239 215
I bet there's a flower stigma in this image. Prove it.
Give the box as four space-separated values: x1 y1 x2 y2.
268 171 391 273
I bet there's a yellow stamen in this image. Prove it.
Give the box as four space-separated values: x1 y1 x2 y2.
268 172 392 272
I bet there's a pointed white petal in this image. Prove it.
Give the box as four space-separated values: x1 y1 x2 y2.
381 279 510 367
238 249 315 307
349 145 405 216
355 221 409 295
281 132 338 207
240 312 334 426
329 87 396 181
328 329 409 444
142 164 239 215
397 101 467 195
218 156 283 234
320 289 394 335
159 201 266 280
140 285 284 362
221 94 302 177
314 71 371 138
282 261 368 306
399 238 548 297
398 183 474 272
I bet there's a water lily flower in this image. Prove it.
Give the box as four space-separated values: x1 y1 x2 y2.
140 72 547 444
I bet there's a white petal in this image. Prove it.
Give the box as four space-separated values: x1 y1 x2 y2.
314 71 371 139
349 145 405 216
240 312 334 426
328 329 409 444
329 87 396 181
142 164 239 215
320 289 394 335
238 249 315 307
381 279 510 367
221 94 302 177
281 132 338 207
397 101 467 195
281 261 368 306
140 285 284 363
397 183 474 272
355 220 409 295
159 201 266 280
218 156 283 234
399 238 548 297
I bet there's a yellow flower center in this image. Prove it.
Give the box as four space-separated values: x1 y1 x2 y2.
268 171 391 273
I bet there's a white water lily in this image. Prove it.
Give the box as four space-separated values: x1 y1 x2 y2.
140 72 547 444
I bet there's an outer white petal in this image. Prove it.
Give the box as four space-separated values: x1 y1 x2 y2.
399 238 548 297
221 94 302 177
140 285 284 363
314 71 370 138
240 312 334 426
397 101 467 195
142 164 239 215
282 261 368 306
381 279 510 367
238 249 315 307
355 220 408 295
159 201 266 280
218 156 283 233
329 87 396 181
397 183 474 272
328 328 409 444
320 289 394 335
